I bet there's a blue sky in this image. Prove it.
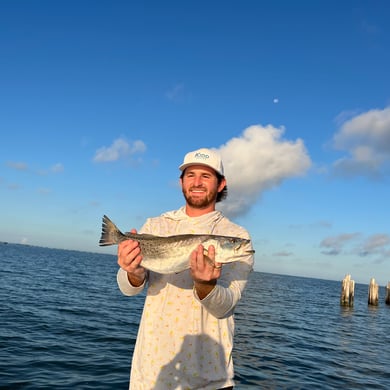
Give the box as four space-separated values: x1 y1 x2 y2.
1 0 390 285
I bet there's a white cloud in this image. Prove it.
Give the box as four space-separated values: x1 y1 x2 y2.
51 163 64 173
8 183 21 190
6 161 28 171
7 161 64 176
320 233 361 255
93 138 146 163
216 124 312 217
320 232 390 259
38 188 51 195
165 83 185 101
332 107 390 178
358 234 390 256
37 163 64 176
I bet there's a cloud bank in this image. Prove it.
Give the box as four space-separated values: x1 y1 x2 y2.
332 107 390 178
320 232 390 260
216 124 312 218
93 138 146 163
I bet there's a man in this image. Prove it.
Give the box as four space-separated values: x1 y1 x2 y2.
117 148 254 389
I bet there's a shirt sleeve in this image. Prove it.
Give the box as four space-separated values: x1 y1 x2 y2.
193 254 254 318
117 267 147 296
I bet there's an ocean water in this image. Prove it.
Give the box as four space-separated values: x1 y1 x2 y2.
1 243 390 389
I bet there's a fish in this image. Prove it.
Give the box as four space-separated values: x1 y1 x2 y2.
99 215 254 274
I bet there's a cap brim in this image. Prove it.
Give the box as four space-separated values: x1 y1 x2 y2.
179 162 223 176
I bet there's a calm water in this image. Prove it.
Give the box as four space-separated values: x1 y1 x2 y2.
1 243 390 389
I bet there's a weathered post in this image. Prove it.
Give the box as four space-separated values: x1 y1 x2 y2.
385 282 390 305
368 278 379 306
340 274 354 306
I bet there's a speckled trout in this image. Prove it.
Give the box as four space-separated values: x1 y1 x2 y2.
99 215 254 274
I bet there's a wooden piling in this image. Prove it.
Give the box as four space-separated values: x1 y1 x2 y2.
340 274 354 306
368 278 379 306
385 282 390 305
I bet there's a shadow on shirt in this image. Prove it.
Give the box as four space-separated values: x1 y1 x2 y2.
155 333 230 389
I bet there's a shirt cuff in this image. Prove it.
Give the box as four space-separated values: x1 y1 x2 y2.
117 268 146 295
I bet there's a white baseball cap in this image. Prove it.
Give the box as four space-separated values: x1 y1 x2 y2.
179 148 224 176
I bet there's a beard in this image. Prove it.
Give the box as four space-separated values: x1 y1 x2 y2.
182 186 218 209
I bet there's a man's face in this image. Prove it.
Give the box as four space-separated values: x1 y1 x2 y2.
181 165 224 209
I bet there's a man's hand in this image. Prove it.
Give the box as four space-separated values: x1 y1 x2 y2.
190 244 222 300
117 229 146 287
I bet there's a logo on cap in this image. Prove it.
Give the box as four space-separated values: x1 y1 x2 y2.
194 152 209 160
179 147 224 176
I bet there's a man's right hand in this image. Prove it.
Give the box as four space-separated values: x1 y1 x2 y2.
117 229 146 287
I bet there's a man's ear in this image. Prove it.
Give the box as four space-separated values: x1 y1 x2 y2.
217 177 227 192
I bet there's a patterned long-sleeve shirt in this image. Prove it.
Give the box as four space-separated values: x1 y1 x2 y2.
117 207 254 390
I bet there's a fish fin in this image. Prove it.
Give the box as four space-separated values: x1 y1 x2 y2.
99 215 125 246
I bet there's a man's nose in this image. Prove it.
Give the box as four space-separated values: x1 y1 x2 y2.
193 176 203 186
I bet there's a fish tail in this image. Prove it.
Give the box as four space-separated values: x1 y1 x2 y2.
99 215 126 246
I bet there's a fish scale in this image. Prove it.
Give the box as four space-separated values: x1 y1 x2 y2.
99 215 254 274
